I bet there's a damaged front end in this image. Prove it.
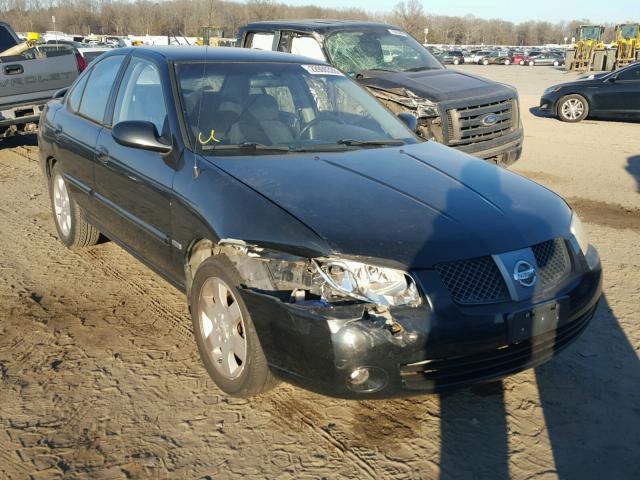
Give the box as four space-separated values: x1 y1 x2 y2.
195 239 430 397
365 85 444 142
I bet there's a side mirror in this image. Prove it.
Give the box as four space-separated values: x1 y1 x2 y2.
607 75 617 83
53 88 68 99
112 121 171 153
397 112 418 132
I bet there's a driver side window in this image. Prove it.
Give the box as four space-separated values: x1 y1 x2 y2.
113 58 168 136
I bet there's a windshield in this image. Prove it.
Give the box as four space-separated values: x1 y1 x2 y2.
580 26 602 41
620 25 639 39
324 29 443 76
176 62 418 154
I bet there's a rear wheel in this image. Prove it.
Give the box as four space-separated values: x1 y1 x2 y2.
557 94 589 122
48 163 100 249
529 61 535 66
453 59 460 65
504 59 511 65
190 256 278 397
519 60 525 65
483 59 489 65
553 60 560 67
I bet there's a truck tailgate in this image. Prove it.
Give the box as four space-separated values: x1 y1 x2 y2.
0 51 78 109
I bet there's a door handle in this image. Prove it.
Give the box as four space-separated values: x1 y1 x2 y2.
96 146 109 163
4 64 23 75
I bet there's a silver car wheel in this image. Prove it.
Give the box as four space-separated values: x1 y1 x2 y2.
198 277 247 380
561 98 585 120
53 173 72 237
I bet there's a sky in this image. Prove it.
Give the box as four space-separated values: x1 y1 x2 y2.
282 0 639 24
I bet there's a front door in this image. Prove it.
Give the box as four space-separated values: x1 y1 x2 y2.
93 56 176 276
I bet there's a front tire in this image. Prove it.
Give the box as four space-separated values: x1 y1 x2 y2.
190 256 278 397
48 163 100 249
529 61 535 66
453 59 459 65
483 59 489 65
553 60 560 66
519 60 525 65
504 59 511 65
557 94 589 122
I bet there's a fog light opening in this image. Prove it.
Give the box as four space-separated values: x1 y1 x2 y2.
349 368 370 386
346 366 388 393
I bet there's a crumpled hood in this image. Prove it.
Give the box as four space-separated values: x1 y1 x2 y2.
208 142 572 269
357 69 516 104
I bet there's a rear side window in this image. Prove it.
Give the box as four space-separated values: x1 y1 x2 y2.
246 32 274 50
66 72 90 112
78 55 125 123
113 58 168 136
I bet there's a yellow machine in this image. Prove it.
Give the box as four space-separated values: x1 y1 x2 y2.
197 26 225 47
567 25 606 71
611 24 640 69
0 31 40 57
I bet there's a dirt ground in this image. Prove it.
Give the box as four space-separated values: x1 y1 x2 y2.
0 65 639 480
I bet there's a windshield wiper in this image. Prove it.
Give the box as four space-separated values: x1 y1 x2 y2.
404 66 439 72
202 142 291 153
336 139 405 147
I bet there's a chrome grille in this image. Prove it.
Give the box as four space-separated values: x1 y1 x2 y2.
532 238 571 288
446 98 516 146
435 256 510 305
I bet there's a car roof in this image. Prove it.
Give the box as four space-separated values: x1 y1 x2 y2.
241 19 400 35
105 46 328 64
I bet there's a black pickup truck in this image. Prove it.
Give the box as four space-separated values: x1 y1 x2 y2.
238 20 523 166
1 22 82 139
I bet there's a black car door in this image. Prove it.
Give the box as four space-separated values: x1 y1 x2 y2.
594 64 640 115
93 55 177 277
51 55 126 218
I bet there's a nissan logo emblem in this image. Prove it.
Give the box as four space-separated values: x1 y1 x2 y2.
513 260 537 287
482 114 498 126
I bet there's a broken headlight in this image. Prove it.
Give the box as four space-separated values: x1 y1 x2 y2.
265 256 420 307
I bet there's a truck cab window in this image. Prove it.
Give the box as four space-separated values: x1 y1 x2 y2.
246 32 274 50
291 36 326 61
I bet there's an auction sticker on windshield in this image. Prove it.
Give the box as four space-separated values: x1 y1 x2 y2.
301 64 344 76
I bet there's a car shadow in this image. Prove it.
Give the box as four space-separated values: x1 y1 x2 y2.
626 155 640 192
534 294 640 479
0 133 38 149
436 295 639 479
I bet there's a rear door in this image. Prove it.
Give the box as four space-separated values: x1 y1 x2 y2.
52 54 126 218
93 55 176 275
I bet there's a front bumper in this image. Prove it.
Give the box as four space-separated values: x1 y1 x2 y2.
241 251 602 399
539 94 561 113
452 126 523 167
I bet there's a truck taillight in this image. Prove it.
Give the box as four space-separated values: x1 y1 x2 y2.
75 53 87 72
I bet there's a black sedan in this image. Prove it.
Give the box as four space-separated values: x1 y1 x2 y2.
38 47 602 398
540 62 640 122
528 53 565 67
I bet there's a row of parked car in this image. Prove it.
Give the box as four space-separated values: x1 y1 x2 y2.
433 48 566 67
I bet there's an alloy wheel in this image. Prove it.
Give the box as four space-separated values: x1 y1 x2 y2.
197 277 247 380
53 173 72 237
561 99 585 120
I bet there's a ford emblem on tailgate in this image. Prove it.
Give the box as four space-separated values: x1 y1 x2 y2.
482 113 498 126
513 261 537 287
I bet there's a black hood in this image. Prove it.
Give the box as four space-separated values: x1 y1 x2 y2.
357 69 516 104
207 142 572 269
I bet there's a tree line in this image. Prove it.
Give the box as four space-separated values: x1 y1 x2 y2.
0 0 623 45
